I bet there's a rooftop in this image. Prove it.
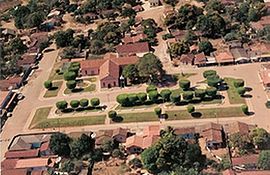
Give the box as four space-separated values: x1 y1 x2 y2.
15 157 54 169
116 42 149 55
232 154 259 166
215 51 234 63
143 125 160 137
5 149 39 159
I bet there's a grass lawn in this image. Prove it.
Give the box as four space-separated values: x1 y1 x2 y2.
118 106 246 123
48 62 63 81
30 107 106 129
174 73 197 80
82 77 97 82
43 81 63 98
224 77 246 104
64 84 96 94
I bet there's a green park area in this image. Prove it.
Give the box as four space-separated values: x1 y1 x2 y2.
29 107 106 129
224 77 246 104
44 81 63 98
116 106 246 123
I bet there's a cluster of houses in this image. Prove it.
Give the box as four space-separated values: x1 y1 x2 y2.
0 29 49 128
1 133 55 175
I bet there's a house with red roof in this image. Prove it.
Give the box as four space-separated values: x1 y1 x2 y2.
116 42 150 57
214 51 235 65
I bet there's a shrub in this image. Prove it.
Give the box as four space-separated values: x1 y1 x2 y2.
55 69 60 74
154 107 162 116
70 100 79 108
148 90 159 102
241 104 249 114
187 105 195 113
56 101 68 110
203 70 217 78
66 80 77 90
80 99 89 108
128 94 138 105
182 91 194 100
146 85 157 93
194 89 206 99
207 75 222 87
160 89 172 102
44 80 52 89
206 87 217 97
108 110 117 119
137 92 147 103
64 71 77 81
116 94 130 106
179 79 191 91
90 98 100 107
265 101 270 109
237 87 246 96
129 158 143 169
234 79 245 88
170 92 181 103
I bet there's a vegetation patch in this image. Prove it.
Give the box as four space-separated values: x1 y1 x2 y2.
64 84 96 94
30 107 105 129
224 77 246 104
43 81 63 98
48 62 64 81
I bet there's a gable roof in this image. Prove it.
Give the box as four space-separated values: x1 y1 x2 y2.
202 129 223 143
116 42 149 55
232 154 259 166
15 157 54 169
0 77 23 91
112 128 128 137
194 52 206 65
2 169 28 175
224 121 251 135
215 51 234 63
17 54 36 66
143 125 160 137
123 33 147 44
174 127 196 135
5 149 39 159
142 135 159 149
9 138 32 151
99 60 119 80
179 54 195 64
1 159 19 170
125 135 144 148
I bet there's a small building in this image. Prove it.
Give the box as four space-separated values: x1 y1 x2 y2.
215 51 235 65
116 42 150 57
230 48 250 63
122 33 147 44
259 68 270 90
112 127 129 143
149 0 160 7
250 16 270 31
194 53 207 67
232 154 259 170
223 121 252 136
14 157 55 171
0 77 23 91
132 5 144 12
249 42 270 62
95 128 129 145
4 149 39 159
143 125 160 137
125 135 159 154
174 127 197 140
179 54 195 65
17 53 37 69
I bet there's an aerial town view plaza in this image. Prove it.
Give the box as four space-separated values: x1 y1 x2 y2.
1 0 270 174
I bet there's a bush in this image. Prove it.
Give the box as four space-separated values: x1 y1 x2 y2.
55 69 60 74
241 104 249 114
80 99 89 108
64 71 77 81
207 76 222 87
194 89 206 99
146 85 157 93
170 92 181 103
203 70 217 78
128 94 138 105
56 101 68 110
116 94 130 106
66 80 77 90
44 80 52 89
182 91 194 100
91 98 100 107
154 107 162 116
70 100 79 108
206 87 217 97
137 92 147 103
108 110 117 119
234 79 245 88
237 87 246 96
179 79 191 91
160 89 172 102
187 105 195 113
265 101 270 109
148 90 159 102
129 158 143 169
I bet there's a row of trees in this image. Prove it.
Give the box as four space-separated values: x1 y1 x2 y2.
56 98 100 112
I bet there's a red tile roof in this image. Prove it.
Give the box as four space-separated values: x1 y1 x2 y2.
80 59 105 69
99 60 119 80
15 157 54 169
142 135 159 149
236 171 270 175
215 51 234 63
17 54 36 66
194 53 206 65
132 5 144 12
125 135 159 149
31 170 44 175
2 169 28 175
143 125 160 137
199 122 223 142
5 149 39 159
112 128 128 137
0 77 23 91
224 121 250 135
174 127 196 135
40 141 50 152
116 42 149 55
1 159 19 170
222 169 235 175
259 69 270 87
179 54 195 64
232 154 259 166
123 33 147 44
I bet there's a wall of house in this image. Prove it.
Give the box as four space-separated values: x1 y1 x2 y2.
100 76 119 88
127 146 143 154
81 67 99 76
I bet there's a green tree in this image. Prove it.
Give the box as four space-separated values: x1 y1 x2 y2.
70 100 80 109
26 12 45 28
137 53 165 82
137 92 147 104
116 94 130 106
56 101 68 111
203 70 217 79
71 134 95 159
183 91 194 101
160 89 172 102
108 110 117 119
9 38 27 54
128 94 138 105
237 87 246 96
187 105 195 113
234 79 245 88
206 87 217 98
80 98 89 108
54 29 75 48
194 89 206 99
179 79 191 91
169 41 190 57
205 0 225 13
249 128 269 149
49 133 71 156
90 98 100 107
148 90 159 103
121 8 136 18
258 150 270 170
207 76 222 87
241 104 249 114
146 85 157 93
66 80 77 90
122 64 139 83
198 41 213 55
154 107 162 116
64 71 77 81
170 92 181 104
44 80 52 90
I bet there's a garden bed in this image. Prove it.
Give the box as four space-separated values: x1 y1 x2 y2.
43 81 63 98
224 77 246 104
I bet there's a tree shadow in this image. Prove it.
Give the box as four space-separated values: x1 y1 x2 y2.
218 83 229 91
71 88 84 93
112 116 123 123
242 94 253 98
246 111 254 116
75 107 85 112
49 86 58 90
191 112 202 118
245 87 253 92
62 108 74 113
190 98 202 104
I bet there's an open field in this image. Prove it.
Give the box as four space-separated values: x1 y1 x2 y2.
224 77 246 104
118 106 246 123
43 81 63 98
30 107 106 129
